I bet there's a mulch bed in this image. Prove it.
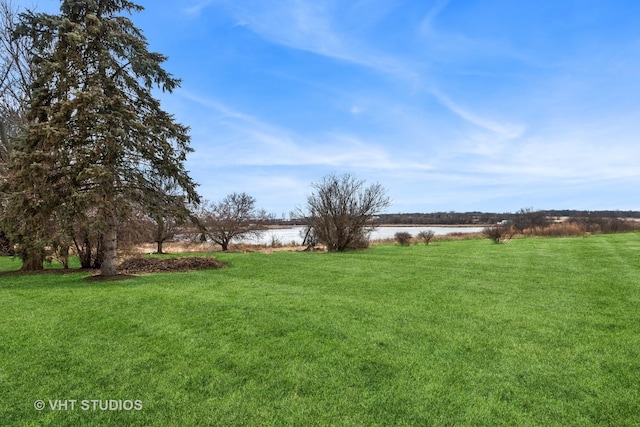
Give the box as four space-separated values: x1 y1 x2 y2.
117 256 227 274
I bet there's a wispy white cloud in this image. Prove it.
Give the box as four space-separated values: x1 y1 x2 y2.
429 89 526 140
213 1 531 142
460 122 640 185
212 0 422 85
419 0 451 33
169 0 640 211
179 90 431 172
183 0 216 16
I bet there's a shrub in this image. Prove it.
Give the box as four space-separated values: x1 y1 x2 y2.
297 173 390 251
349 230 371 250
394 232 412 246
482 225 513 244
417 230 435 245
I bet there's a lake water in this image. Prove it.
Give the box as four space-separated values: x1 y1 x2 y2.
240 225 484 245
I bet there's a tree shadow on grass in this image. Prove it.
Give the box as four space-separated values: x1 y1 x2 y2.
0 256 226 288
82 274 138 282
0 268 139 289
0 268 95 277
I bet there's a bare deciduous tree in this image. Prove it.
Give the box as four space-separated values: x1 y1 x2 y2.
417 230 435 245
0 0 40 268
0 0 30 161
514 207 549 232
298 173 391 251
198 193 269 251
144 180 197 254
482 224 513 244
149 207 188 255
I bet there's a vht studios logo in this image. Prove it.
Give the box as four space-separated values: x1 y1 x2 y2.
34 399 143 411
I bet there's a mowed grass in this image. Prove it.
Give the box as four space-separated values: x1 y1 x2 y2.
1 233 639 426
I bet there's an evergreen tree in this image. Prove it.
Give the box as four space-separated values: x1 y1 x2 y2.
4 0 198 274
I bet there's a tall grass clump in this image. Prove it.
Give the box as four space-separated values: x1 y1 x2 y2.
575 217 640 234
520 218 640 237
522 222 587 237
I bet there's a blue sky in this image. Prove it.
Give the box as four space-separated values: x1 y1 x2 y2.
15 0 640 215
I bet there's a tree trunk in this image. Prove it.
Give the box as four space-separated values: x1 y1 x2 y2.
78 234 92 268
92 233 104 269
20 249 44 271
155 219 165 254
0 121 9 162
100 215 118 276
58 245 69 269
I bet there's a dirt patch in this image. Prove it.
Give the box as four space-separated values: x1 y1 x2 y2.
117 256 227 275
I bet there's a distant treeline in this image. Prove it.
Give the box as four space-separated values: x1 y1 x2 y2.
372 210 640 225
271 210 640 226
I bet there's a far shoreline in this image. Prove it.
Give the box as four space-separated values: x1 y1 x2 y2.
374 223 490 228
266 223 490 229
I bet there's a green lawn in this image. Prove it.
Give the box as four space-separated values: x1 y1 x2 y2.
1 233 639 426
